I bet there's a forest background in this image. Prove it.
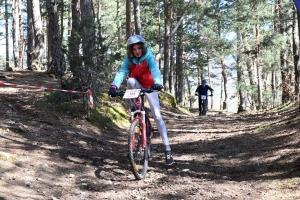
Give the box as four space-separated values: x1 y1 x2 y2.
0 0 300 114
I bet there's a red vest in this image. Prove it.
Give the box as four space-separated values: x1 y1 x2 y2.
130 60 154 88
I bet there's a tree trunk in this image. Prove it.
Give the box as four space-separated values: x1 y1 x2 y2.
60 0 64 44
46 0 66 77
216 1 227 111
69 0 81 78
221 56 228 110
32 0 45 70
18 0 23 70
208 58 213 110
117 1 121 41
296 5 300 110
80 0 95 86
133 0 141 35
170 39 174 94
97 0 105 69
197 23 203 86
27 0 34 70
242 32 256 110
220 76 224 110
271 68 277 107
176 17 184 107
169 8 174 94
236 29 246 112
255 22 263 110
126 0 131 39
68 1 72 39
278 0 290 104
163 0 171 92
293 6 300 102
5 0 10 71
157 2 162 70
12 0 20 70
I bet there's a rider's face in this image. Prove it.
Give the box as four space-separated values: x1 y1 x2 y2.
132 44 143 58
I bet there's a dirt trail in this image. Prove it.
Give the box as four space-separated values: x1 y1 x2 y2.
0 71 300 200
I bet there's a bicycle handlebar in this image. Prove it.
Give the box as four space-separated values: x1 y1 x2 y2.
195 94 213 96
115 88 160 97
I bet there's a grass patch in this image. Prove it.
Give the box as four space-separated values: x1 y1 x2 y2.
159 91 178 108
42 91 87 118
0 153 18 162
256 124 271 131
40 90 183 130
238 101 298 115
90 93 130 129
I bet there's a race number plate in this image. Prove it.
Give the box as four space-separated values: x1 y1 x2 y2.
200 95 207 100
123 89 141 99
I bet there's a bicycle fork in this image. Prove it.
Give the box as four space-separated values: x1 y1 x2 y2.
131 110 147 149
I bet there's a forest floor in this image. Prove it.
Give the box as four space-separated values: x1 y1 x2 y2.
0 71 300 200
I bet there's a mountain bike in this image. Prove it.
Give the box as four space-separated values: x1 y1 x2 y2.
196 94 213 116
116 88 155 180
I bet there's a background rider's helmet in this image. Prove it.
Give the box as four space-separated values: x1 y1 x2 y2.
202 79 207 84
127 34 145 47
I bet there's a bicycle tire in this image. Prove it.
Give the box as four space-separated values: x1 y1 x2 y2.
201 99 207 115
202 100 206 115
128 119 149 180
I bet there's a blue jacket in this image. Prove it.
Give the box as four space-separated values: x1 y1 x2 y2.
195 85 213 95
112 46 162 88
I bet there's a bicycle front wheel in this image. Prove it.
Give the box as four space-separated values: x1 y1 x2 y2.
128 119 149 180
200 100 207 115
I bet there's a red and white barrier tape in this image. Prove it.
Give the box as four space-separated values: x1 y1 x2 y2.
0 81 94 108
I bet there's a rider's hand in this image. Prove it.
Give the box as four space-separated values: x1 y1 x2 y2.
195 93 198 96
151 84 163 91
211 94 213 96
108 85 117 97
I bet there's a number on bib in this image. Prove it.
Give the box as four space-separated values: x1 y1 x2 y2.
200 95 207 100
123 89 141 99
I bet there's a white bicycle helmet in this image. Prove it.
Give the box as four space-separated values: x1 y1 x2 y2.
127 34 145 46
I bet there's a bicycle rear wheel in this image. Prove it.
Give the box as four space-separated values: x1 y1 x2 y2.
128 119 149 180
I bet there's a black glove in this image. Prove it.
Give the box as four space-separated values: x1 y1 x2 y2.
151 84 163 91
108 85 117 97
211 93 214 96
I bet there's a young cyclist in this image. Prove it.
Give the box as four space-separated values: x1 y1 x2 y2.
108 34 174 165
195 79 214 116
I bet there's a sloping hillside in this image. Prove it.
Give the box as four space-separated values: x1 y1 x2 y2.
0 71 299 200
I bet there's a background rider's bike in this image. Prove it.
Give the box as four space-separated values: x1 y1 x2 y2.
197 94 213 116
116 88 155 180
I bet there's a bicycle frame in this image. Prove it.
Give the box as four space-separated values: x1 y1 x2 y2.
197 94 212 115
116 88 155 180
117 89 154 149
130 105 147 149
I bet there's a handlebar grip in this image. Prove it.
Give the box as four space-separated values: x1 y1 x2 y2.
116 90 125 97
